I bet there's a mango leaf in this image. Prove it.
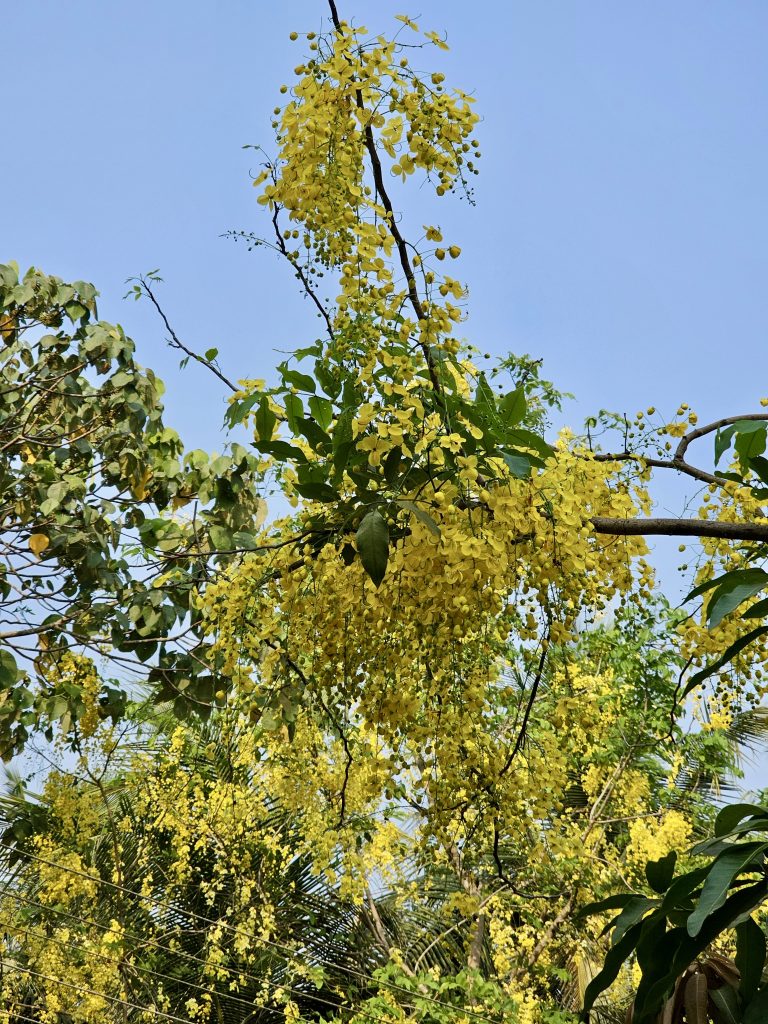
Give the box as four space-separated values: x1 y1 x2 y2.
577 892 642 918
646 851 677 894
736 917 766 1005
605 896 659 946
743 596 768 619
356 510 389 587
706 569 768 628
683 625 768 697
582 921 644 1016
687 842 768 937
744 985 768 1024
709 983 740 1024
715 804 768 838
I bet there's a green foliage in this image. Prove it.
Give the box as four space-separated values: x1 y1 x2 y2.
0 263 266 756
580 805 768 1023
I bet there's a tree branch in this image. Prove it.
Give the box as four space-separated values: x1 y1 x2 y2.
138 278 238 393
596 413 768 487
326 0 443 398
591 517 768 543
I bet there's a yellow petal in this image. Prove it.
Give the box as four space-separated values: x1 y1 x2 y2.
29 533 49 557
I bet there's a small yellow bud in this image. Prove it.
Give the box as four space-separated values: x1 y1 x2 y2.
448 245 461 258
434 248 446 261
289 31 298 40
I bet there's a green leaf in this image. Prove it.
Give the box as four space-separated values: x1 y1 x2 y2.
280 368 316 393
296 482 339 503
743 596 768 619
687 842 768 937
255 396 277 441
607 897 660 946
503 453 533 479
507 428 553 460
308 395 334 432
646 851 677 894
204 347 219 361
577 892 641 918
709 984 740 1024
295 417 329 449
383 447 402 485
715 804 768 838
254 439 308 463
499 387 526 426
744 984 768 1023
474 372 496 416
706 569 768 628
232 531 258 550
735 423 767 469
396 499 441 537
356 510 389 587
582 921 644 1015
284 393 304 432
715 425 736 465
209 525 233 550
683 625 768 697
736 917 766 1005
750 454 768 484
0 650 19 688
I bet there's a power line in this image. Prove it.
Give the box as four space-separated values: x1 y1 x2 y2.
0 843 503 1024
2 919 284 1023
0 958 197 1024
0 909 400 1024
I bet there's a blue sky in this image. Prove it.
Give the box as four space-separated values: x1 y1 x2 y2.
5 1 766 446
4 2 768 773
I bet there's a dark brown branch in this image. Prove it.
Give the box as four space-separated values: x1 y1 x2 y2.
675 413 768 463
270 202 335 342
499 638 549 777
139 278 238 393
326 0 443 397
591 517 768 543
595 451 719 486
596 413 768 487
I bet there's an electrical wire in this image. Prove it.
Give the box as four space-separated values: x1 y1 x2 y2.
0 912 400 1024
0 958 197 1024
0 843 502 1024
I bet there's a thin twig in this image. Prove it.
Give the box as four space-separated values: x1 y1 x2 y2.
138 278 238 393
